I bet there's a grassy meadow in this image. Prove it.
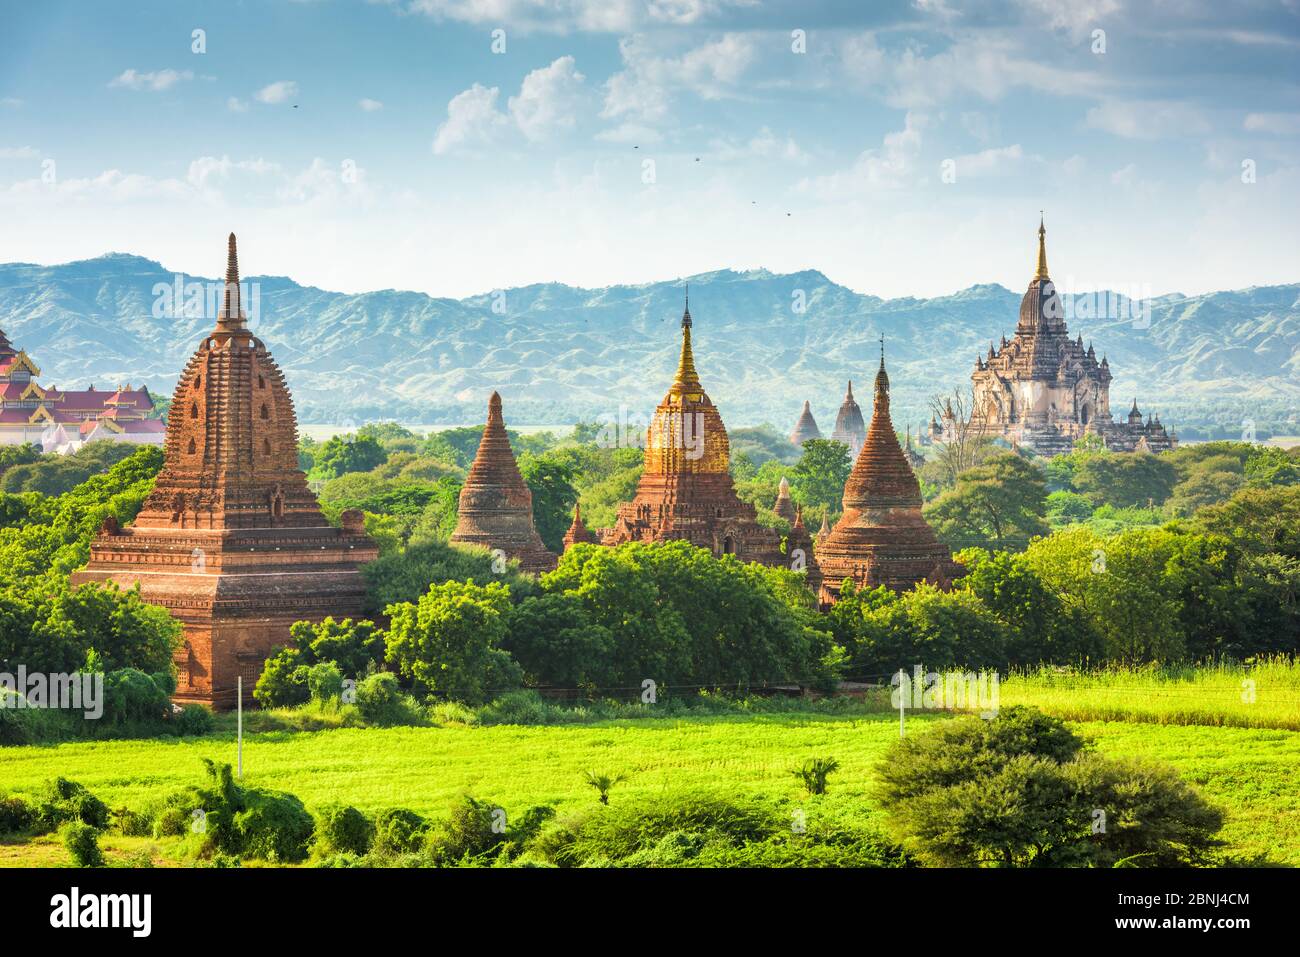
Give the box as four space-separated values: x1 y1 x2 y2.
2 689 1298 866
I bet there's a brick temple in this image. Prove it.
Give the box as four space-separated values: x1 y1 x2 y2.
71 234 377 707
830 381 866 457
449 391 558 575
593 294 784 565
789 400 821 447
817 349 963 604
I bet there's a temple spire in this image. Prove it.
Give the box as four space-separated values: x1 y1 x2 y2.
672 288 700 390
1035 213 1049 280
216 232 246 334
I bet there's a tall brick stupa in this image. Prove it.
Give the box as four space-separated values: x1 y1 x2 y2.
816 345 963 605
599 292 783 564
449 391 557 575
72 234 378 707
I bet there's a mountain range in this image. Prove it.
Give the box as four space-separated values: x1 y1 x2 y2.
1 253 1297 438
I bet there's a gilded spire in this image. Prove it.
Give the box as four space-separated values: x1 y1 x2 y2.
672 288 701 391
1035 213 1049 280
216 232 246 334
874 340 890 405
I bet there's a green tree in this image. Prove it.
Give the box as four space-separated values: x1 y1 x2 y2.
790 439 852 513
1071 451 1177 509
311 434 388 480
385 579 522 703
924 453 1050 551
519 454 578 553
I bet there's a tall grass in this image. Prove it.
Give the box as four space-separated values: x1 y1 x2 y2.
999 657 1300 731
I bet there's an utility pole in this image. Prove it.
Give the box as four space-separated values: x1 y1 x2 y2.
237 675 243 778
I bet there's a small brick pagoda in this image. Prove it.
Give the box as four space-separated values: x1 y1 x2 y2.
71 234 377 707
830 381 866 457
449 391 557 575
817 347 963 604
596 294 784 564
787 505 823 597
562 502 600 549
789 400 822 447
773 477 797 525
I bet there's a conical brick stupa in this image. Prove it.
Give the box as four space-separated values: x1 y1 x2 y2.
816 347 963 604
450 391 558 575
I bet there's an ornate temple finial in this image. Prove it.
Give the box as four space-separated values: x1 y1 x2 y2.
846 380 854 400
1035 214 1049 280
673 291 700 389
216 232 246 332
874 341 890 401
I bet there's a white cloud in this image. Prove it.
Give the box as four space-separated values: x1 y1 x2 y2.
600 33 755 136
1016 0 1119 39
952 143 1025 177
595 122 662 144
711 126 808 164
0 146 40 159
432 83 508 155
1085 99 1211 140
405 0 747 34
840 33 1106 109
109 69 194 92
1062 154 1087 176
187 155 281 189
1243 112 1300 135
227 97 249 113
255 81 299 105
508 56 587 141
359 98 384 112
0 97 22 109
799 112 929 196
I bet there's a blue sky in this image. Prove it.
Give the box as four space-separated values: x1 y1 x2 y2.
1 0 1298 299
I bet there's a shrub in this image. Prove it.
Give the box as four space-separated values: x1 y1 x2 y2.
234 789 315 863
147 787 205 838
307 661 344 704
61 821 104 867
111 806 152 837
874 705 1083 807
423 795 508 865
0 795 34 834
353 672 419 726
254 651 310 708
372 808 427 856
100 668 171 725
172 704 215 737
314 804 373 856
875 707 1224 867
1065 755 1224 867
36 778 110 832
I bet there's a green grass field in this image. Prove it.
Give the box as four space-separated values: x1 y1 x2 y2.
3 707 1297 867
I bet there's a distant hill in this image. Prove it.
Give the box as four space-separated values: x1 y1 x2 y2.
1 253 1296 439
